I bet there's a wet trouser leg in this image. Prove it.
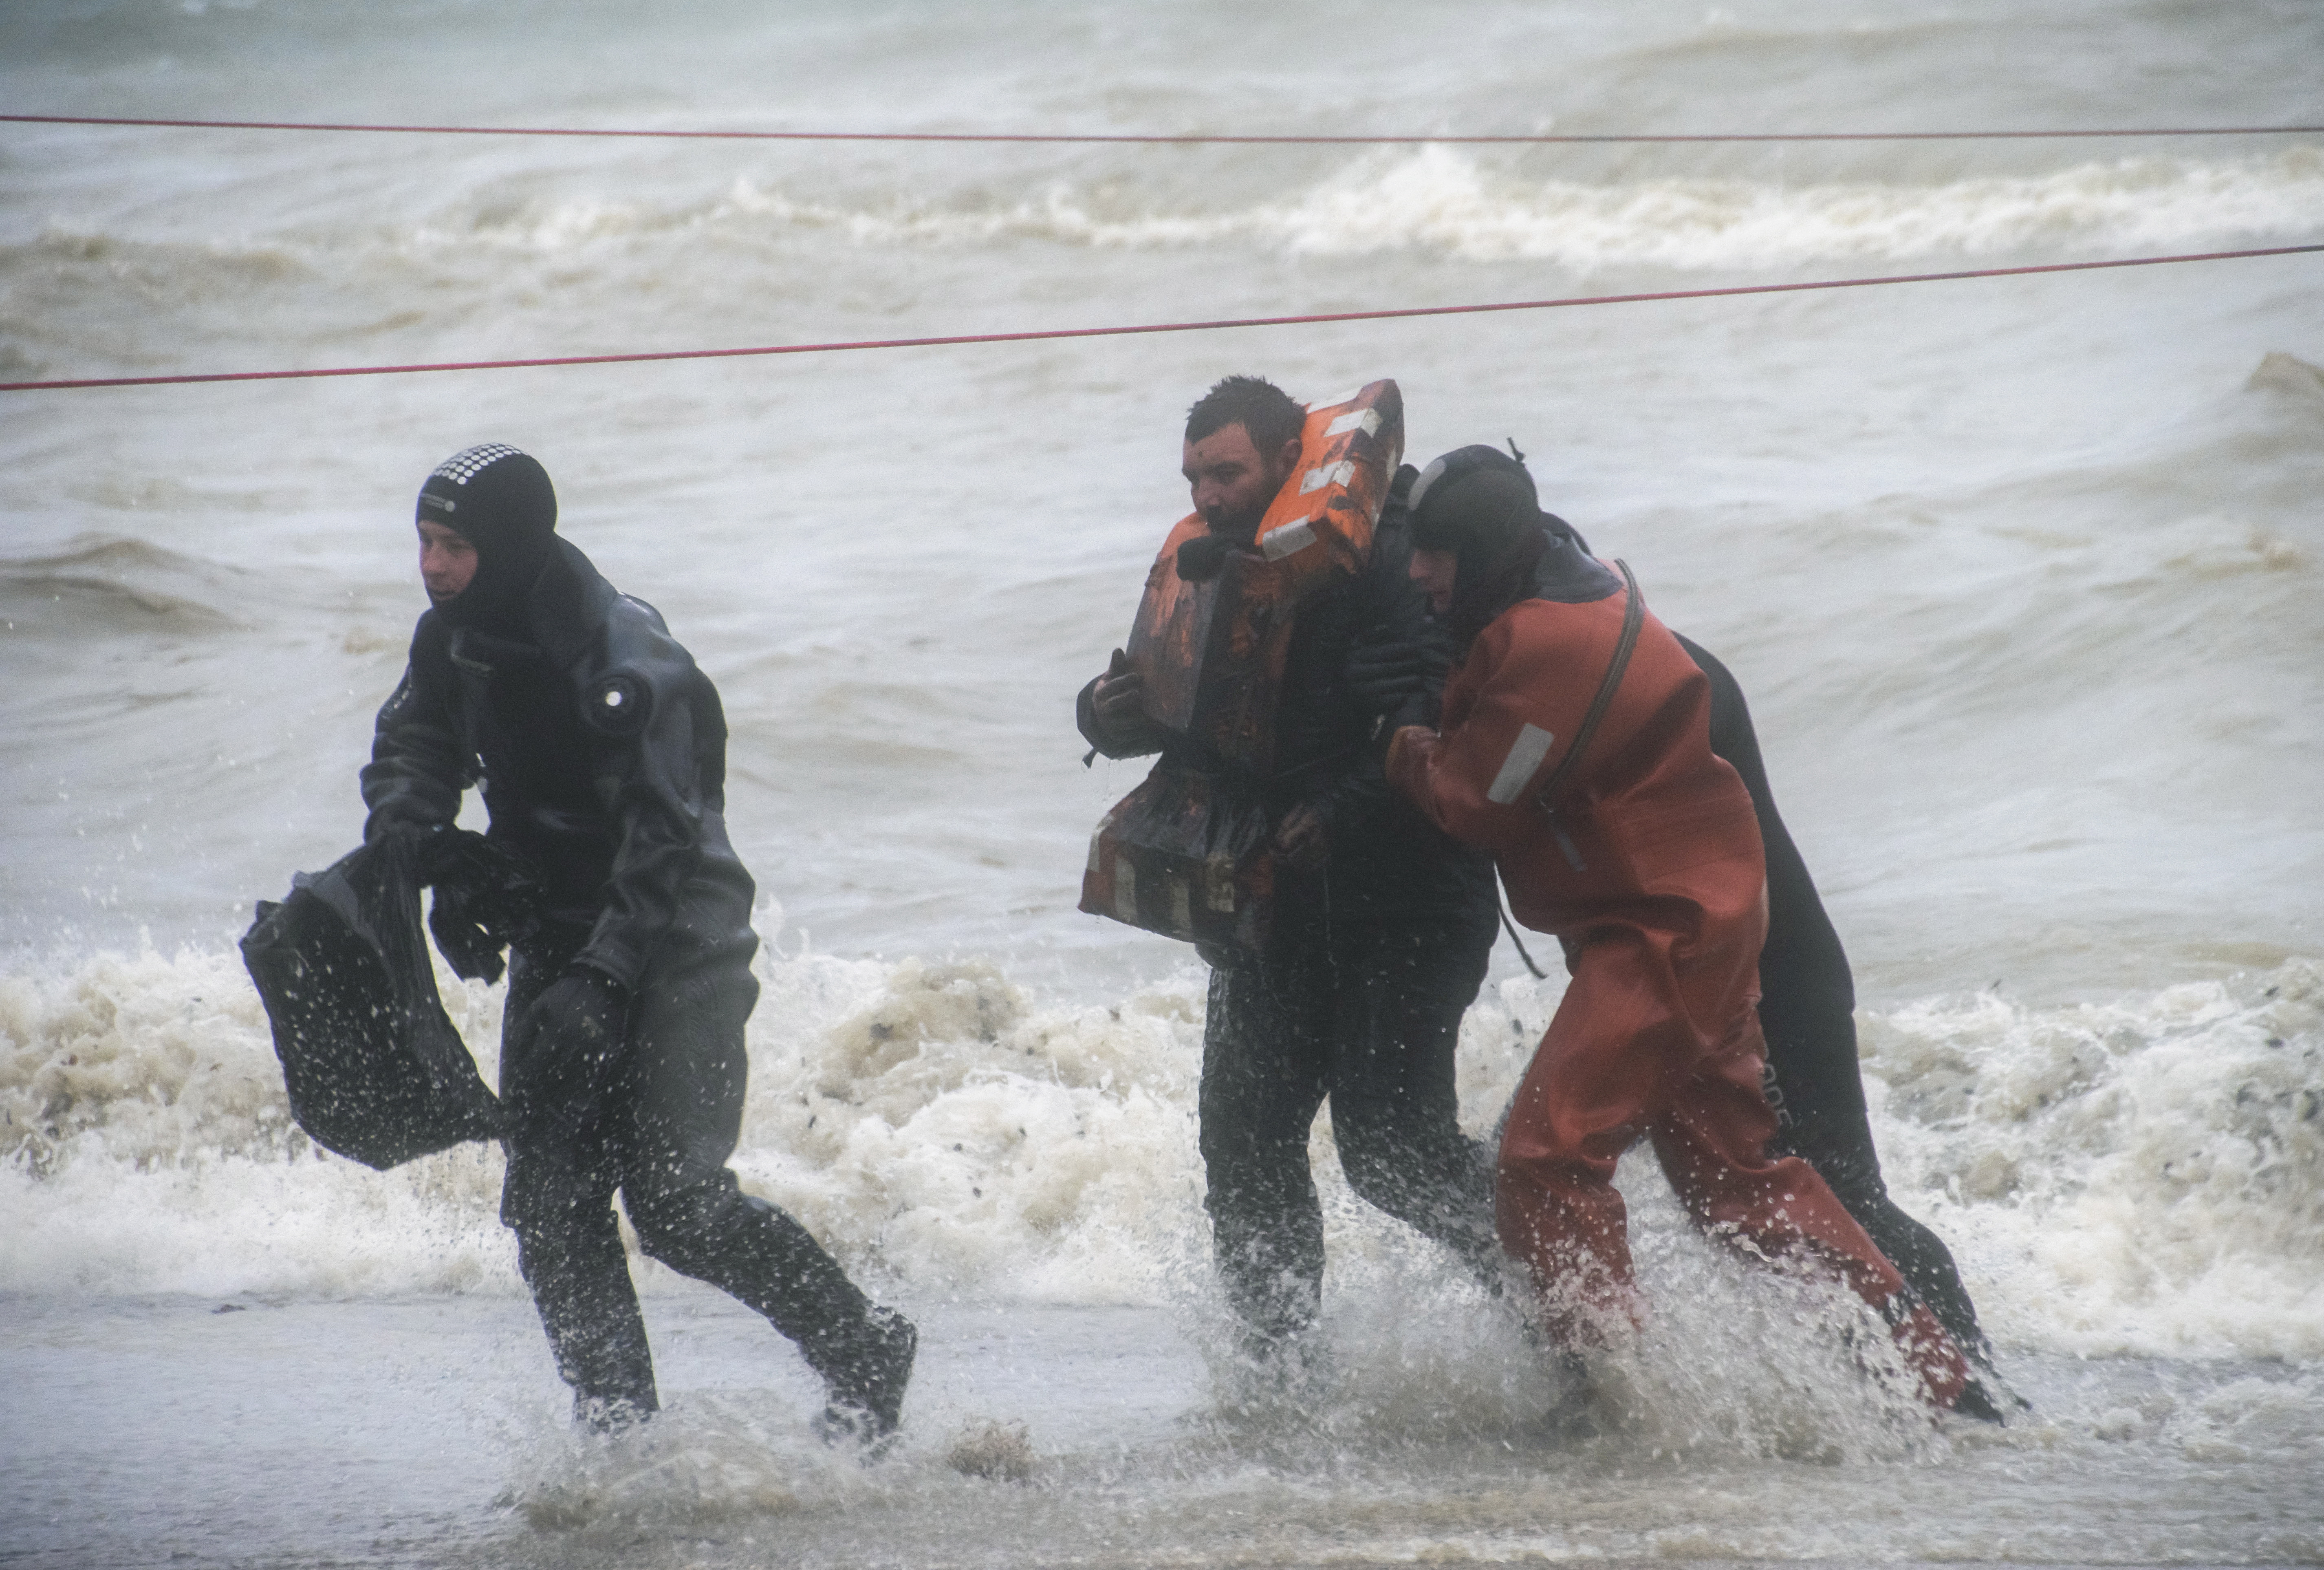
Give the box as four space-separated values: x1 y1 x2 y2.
511 1205 657 1415
1683 631 1991 1362
499 923 878 1415
1761 1006 1991 1363
610 925 877 1385
1496 932 1972 1408
1198 919 1501 1345
498 943 657 1414
1325 920 1501 1290
1200 949 1332 1344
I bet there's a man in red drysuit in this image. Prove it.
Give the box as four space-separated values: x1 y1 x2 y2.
1373 445 1997 1421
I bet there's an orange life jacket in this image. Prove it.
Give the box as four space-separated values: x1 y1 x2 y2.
1252 379 1405 588
1081 379 1404 950
1121 377 1405 775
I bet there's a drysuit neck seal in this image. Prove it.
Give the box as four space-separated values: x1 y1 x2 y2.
1444 527 1553 653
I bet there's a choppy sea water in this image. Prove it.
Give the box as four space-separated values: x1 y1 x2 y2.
3 2 2320 1565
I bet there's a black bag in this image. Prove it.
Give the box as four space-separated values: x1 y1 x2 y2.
240 832 503 1170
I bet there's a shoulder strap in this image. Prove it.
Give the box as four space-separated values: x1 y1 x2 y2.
1533 559 1643 815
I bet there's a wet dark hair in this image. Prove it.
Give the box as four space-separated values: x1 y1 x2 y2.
1184 375 1305 461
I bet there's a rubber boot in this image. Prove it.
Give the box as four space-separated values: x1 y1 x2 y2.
515 1222 659 1426
806 1305 918 1454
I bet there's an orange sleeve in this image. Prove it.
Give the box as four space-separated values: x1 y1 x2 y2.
1386 617 1576 853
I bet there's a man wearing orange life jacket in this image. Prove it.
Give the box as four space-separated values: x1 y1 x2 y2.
1077 379 1505 1367
1377 445 1998 1421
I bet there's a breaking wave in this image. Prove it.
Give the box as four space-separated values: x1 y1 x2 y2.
11 148 2321 293
715 146 2324 267
4 926 2318 1361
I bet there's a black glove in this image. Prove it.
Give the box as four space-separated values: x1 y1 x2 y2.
518 967 630 1075
1346 630 1452 714
420 831 546 985
503 966 630 1141
427 881 506 983
1381 692 1434 736
1175 534 1233 582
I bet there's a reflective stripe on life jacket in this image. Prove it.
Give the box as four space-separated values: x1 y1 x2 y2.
1253 379 1405 590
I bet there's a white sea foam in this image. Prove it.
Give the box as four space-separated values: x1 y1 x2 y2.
699 147 2324 266
355 145 2324 266
1863 961 2324 1360
5 933 2317 1362
18 147 2320 291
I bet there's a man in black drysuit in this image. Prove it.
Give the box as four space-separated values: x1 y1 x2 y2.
1679 634 1993 1366
361 443 915 1437
1355 444 1994 1370
1076 377 1505 1359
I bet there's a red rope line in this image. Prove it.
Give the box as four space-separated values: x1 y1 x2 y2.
6 112 2322 145
5 245 2317 395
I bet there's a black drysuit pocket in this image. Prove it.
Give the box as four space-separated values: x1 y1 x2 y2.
240 833 504 1169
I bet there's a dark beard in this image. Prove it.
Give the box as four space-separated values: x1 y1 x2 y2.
1200 473 1283 543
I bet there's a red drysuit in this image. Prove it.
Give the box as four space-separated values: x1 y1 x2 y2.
1386 576 1972 1409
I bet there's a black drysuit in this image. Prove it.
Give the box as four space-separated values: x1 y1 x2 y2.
1079 509 1504 1345
1676 634 1991 1361
362 538 884 1415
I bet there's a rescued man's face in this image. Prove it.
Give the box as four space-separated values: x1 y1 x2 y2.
1181 422 1294 540
1408 546 1458 614
416 517 480 602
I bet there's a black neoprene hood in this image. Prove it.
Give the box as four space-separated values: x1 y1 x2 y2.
1408 445 1542 562
416 443 558 629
